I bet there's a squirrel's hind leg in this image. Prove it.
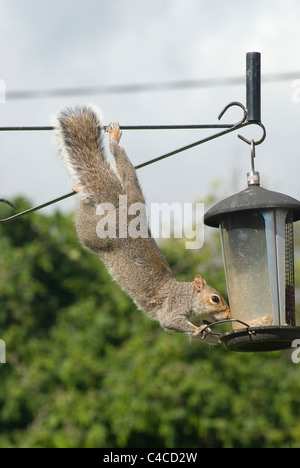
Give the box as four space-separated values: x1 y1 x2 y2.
75 199 112 252
106 122 145 205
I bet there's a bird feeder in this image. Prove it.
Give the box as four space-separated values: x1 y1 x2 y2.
204 52 300 352
204 159 300 352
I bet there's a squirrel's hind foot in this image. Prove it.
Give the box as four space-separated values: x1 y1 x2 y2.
106 122 122 145
72 183 84 193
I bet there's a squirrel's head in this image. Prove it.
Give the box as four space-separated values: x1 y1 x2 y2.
193 275 231 322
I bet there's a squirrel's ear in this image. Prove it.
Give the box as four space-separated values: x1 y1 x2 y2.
193 275 207 293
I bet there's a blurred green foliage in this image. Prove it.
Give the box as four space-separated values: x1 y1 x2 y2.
0 197 300 448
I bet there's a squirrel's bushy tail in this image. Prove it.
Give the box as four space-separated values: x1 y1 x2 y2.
54 105 109 201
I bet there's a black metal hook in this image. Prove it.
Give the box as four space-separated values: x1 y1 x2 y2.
218 99 266 146
238 121 267 146
217 101 248 126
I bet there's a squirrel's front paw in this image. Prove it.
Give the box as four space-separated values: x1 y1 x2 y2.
191 324 211 339
106 122 122 144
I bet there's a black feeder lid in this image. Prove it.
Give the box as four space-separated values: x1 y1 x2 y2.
204 185 300 228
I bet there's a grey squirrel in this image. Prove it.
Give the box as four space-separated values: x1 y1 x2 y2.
54 106 231 337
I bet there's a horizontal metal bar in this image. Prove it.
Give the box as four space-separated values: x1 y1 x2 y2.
0 124 235 132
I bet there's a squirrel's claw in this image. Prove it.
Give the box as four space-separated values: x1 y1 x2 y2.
191 324 212 339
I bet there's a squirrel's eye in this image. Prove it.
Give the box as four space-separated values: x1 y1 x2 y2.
210 295 220 304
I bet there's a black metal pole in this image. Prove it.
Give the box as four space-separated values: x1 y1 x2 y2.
246 52 261 123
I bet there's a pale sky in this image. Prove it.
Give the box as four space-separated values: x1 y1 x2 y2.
0 0 300 216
